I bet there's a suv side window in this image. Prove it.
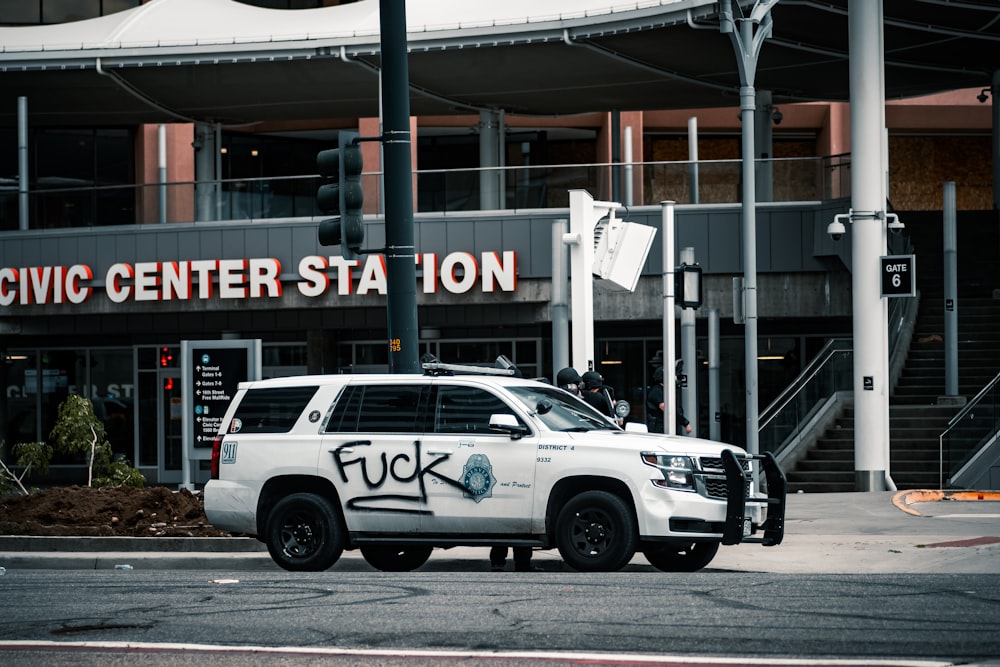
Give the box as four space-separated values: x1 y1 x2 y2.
433 385 521 435
326 384 428 434
232 386 319 433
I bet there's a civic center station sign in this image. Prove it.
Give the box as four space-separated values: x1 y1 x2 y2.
0 250 518 308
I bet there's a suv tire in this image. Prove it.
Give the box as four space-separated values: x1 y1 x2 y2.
266 492 345 572
643 541 720 572
555 490 637 571
360 545 434 572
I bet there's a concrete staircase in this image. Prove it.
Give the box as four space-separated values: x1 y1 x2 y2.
785 211 1000 493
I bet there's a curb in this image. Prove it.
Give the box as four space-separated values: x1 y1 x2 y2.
891 489 1000 516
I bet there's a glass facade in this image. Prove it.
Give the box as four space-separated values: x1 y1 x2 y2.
0 0 141 25
1 331 815 483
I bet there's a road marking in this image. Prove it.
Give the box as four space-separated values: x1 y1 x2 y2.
0 640 956 667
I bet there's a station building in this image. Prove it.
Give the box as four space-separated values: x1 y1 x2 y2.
0 0 996 485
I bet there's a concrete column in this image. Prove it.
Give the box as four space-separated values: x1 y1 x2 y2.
942 182 959 398
849 1 890 491
708 309 721 441
194 123 216 222
623 126 634 207
680 246 698 437
661 201 677 436
755 89 774 202
18 96 28 231
688 117 700 204
479 110 501 210
158 124 168 224
551 219 570 379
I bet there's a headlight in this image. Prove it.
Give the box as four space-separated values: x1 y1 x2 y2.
641 453 695 491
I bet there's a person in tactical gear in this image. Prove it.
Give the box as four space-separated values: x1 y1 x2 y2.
646 366 692 434
581 370 614 418
556 367 583 396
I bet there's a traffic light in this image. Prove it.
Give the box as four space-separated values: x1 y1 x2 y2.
316 130 364 257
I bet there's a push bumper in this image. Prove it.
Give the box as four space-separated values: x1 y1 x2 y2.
720 449 786 546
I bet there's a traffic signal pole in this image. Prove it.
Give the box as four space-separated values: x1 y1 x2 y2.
380 0 420 373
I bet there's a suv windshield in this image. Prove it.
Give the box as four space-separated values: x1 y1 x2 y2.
507 385 620 432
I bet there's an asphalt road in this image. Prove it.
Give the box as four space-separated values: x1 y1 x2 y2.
1 491 998 666
1 569 999 666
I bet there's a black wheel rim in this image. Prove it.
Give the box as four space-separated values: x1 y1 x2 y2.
567 506 615 557
278 509 322 559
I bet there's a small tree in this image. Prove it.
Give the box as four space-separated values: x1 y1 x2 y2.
47 395 145 489
0 440 49 496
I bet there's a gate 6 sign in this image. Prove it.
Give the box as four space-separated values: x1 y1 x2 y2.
880 255 915 298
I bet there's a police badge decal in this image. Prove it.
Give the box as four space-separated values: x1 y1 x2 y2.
461 453 496 503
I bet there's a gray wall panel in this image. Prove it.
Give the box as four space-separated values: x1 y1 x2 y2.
706 211 741 272
0 201 844 299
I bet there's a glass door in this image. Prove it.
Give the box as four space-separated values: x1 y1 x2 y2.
158 369 183 484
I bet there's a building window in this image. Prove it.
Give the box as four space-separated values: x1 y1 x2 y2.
0 0 141 25
26 128 135 229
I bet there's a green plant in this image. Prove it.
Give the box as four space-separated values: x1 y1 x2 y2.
0 440 49 496
49 395 145 488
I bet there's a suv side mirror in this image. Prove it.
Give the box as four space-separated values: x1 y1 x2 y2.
489 413 529 440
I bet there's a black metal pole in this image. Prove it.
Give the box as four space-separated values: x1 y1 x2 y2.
380 0 419 373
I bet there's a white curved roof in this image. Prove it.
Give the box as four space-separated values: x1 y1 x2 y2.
0 0 703 54
0 0 997 126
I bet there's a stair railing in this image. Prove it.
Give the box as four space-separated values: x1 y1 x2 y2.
938 371 1000 489
758 338 853 460
759 283 917 465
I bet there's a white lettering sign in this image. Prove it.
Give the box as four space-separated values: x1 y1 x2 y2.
0 251 516 309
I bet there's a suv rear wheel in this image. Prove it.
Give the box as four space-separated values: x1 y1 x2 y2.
266 492 344 571
360 545 434 572
555 490 637 571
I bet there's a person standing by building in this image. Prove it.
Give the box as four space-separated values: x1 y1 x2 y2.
581 370 614 418
646 366 692 435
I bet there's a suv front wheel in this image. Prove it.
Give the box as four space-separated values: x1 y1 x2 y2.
266 492 345 572
642 540 720 572
555 490 637 571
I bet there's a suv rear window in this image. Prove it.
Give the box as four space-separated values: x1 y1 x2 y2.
232 386 319 433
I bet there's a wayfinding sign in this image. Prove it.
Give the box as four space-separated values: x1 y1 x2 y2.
181 339 261 487
880 255 916 298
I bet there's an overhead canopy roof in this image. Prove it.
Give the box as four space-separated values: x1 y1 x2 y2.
0 0 998 127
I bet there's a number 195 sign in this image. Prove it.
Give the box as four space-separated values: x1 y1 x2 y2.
880 255 916 298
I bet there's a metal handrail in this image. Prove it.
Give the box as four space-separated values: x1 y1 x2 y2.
938 371 1000 489
942 372 1000 431
758 338 852 431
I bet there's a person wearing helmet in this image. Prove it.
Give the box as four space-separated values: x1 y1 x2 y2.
556 367 583 396
581 370 614 418
646 366 692 434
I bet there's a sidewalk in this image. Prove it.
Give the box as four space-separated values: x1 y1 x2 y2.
1 491 998 574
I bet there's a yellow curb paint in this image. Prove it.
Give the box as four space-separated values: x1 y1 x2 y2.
892 489 1000 517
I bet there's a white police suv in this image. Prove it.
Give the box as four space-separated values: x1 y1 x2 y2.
204 363 785 572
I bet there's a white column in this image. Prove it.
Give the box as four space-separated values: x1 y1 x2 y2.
551 219 570 378
849 1 890 491
662 201 677 434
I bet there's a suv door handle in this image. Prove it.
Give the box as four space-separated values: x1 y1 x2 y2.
427 449 453 456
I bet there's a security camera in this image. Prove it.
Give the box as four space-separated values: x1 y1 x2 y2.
886 215 905 235
827 219 846 241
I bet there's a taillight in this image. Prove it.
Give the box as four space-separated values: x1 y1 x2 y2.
210 435 223 480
